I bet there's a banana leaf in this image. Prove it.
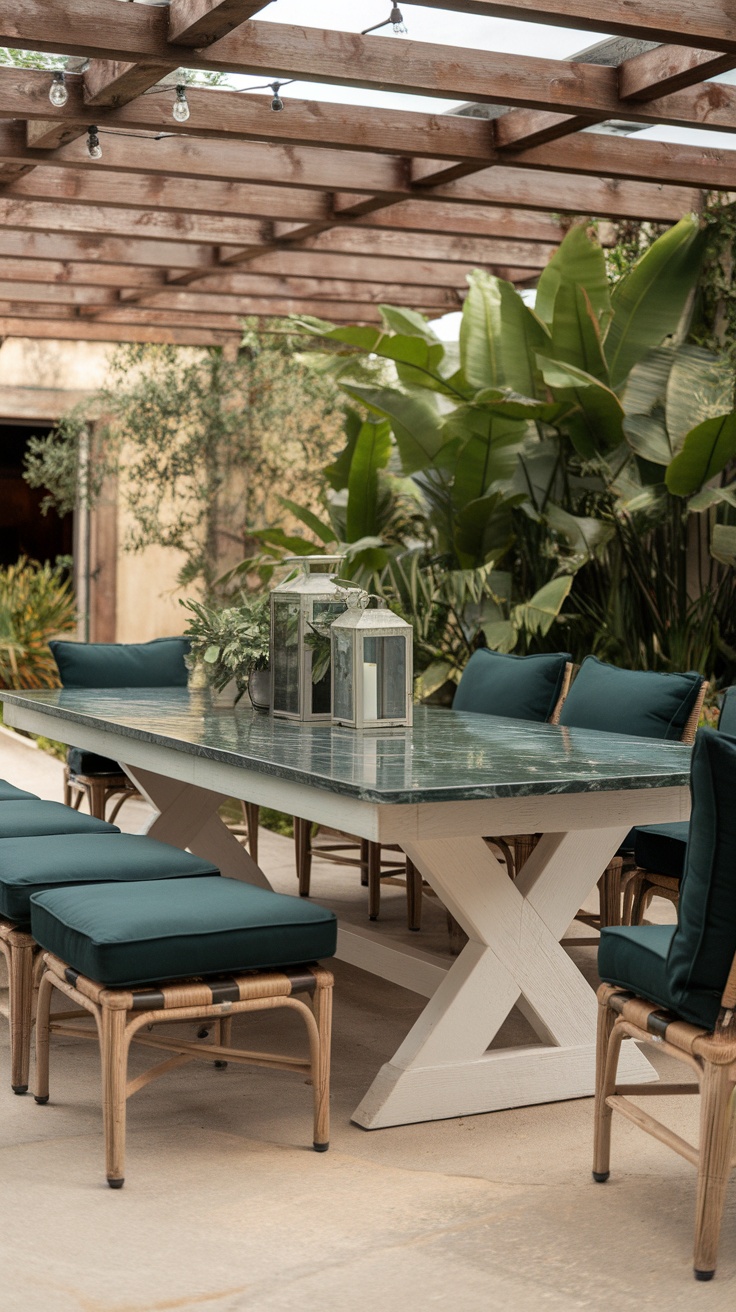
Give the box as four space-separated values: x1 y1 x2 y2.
460 270 548 396
534 224 611 329
346 420 392 541
342 384 447 474
539 358 624 456
665 344 735 452
512 575 573 636
666 412 736 496
547 282 609 382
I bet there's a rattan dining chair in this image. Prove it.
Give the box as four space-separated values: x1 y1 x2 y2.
593 726 736 1280
623 686 736 927
515 659 707 935
295 650 573 931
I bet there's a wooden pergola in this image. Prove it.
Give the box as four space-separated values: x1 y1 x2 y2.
0 0 733 345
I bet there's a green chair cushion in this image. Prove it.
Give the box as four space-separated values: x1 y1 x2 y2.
31 875 338 987
0 780 39 802
67 747 124 778
717 685 736 736
666 727 736 1029
559 656 703 740
49 637 190 689
633 821 689 880
0 801 118 840
598 924 678 1016
0 834 219 925
452 649 572 722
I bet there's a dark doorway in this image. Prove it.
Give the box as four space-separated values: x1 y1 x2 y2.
0 421 73 568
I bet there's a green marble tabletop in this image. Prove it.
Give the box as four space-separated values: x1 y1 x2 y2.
0 688 693 806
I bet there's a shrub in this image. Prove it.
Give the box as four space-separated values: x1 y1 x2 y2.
0 558 76 689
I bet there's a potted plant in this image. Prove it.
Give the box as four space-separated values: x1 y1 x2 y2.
181 594 271 710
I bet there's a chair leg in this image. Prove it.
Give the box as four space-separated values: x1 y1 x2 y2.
692 1062 736 1280
243 802 260 867
8 938 35 1094
368 842 382 921
62 765 72 808
359 839 369 887
100 1005 128 1188
295 817 312 897
598 857 624 928
86 780 109 821
34 970 54 1105
312 981 333 1152
406 858 422 932
592 996 621 1182
630 877 652 927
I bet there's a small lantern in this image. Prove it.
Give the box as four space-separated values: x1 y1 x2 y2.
270 556 347 722
331 591 413 729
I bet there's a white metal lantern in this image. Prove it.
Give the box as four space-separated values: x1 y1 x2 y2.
270 556 347 722
331 591 413 729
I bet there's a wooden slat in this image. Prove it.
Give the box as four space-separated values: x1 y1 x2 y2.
168 0 274 46
89 301 384 326
0 228 219 269
0 317 243 345
192 249 546 286
0 258 167 288
426 168 702 220
505 132 736 190
619 46 736 98
279 228 556 268
131 285 462 311
0 197 274 248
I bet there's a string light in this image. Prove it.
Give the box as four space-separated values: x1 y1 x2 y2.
86 126 102 159
172 83 190 122
361 5 407 35
270 82 285 112
48 70 69 107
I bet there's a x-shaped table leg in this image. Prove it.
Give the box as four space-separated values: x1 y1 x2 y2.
121 765 269 888
353 828 656 1128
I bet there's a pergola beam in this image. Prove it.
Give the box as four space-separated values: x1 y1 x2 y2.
168 0 275 47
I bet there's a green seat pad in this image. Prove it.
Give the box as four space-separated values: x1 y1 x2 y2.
598 924 679 1016
49 636 190 689
0 801 118 840
717 685 736 735
452 649 572 722
633 821 689 880
0 834 219 926
31 876 338 987
67 747 123 777
559 656 702 740
0 780 39 802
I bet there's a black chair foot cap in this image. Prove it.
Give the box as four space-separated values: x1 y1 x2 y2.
196 1026 209 1039
694 1270 714 1282
12 1085 28 1096
592 1170 609 1183
313 1142 329 1153
369 915 378 921
107 1178 124 1190
34 1094 49 1105
214 1060 228 1069
409 926 421 932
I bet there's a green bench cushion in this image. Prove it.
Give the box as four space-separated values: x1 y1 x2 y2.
0 801 118 840
49 636 190 689
633 821 689 880
598 924 677 1016
452 649 572 722
718 685 736 735
31 875 338 987
67 748 124 778
558 656 702 740
0 780 39 802
0 834 219 925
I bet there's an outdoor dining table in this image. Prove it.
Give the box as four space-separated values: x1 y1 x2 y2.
1 688 693 1129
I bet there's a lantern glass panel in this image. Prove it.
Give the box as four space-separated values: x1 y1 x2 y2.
271 598 300 715
333 630 353 722
364 635 407 721
311 599 345 716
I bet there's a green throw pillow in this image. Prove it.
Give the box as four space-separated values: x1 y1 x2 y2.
559 656 702 740
452 649 572 722
49 637 190 689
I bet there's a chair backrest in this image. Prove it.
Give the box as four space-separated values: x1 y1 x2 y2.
49 638 190 689
717 685 736 736
666 727 736 1028
558 656 706 743
452 649 573 723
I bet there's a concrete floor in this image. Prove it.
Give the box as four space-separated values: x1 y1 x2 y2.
0 725 734 1310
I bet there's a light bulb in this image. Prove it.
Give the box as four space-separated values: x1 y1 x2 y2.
173 85 190 123
87 127 102 160
390 4 407 32
49 71 68 108
270 83 284 111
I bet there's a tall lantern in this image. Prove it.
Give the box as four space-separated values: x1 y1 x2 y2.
270 556 347 722
331 591 413 729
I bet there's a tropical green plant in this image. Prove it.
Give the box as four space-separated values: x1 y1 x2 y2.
0 558 76 690
278 216 736 683
181 593 270 695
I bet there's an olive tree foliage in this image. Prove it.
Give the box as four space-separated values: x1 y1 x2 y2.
24 330 345 599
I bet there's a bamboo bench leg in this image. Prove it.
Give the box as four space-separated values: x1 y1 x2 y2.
693 1063 736 1280
592 1001 622 1182
101 1007 128 1189
9 939 35 1095
34 972 54 1105
312 982 332 1152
